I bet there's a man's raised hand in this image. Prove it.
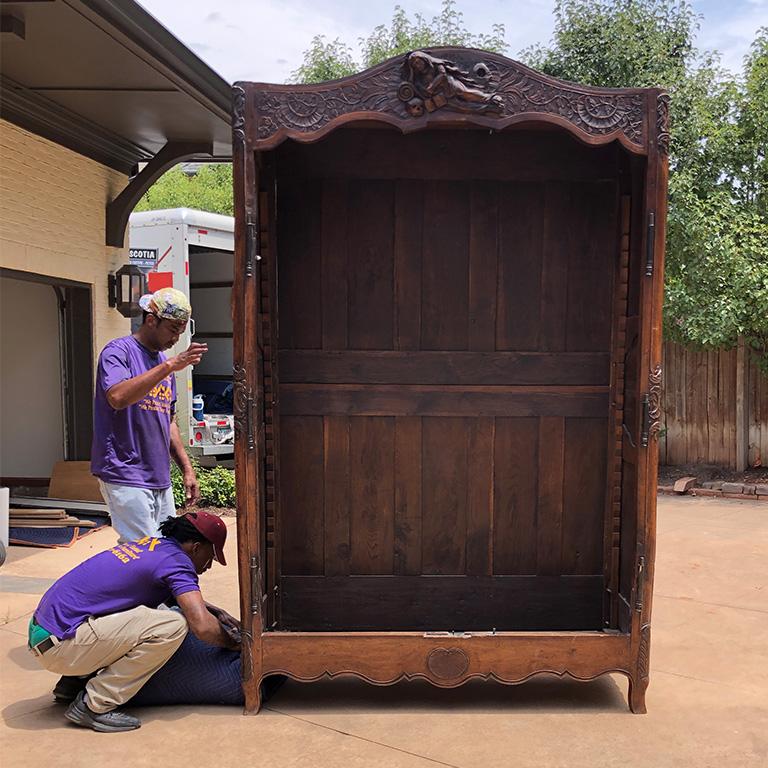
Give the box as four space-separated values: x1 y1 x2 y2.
169 342 208 372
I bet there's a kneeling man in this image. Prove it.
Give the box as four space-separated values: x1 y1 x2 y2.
28 511 240 732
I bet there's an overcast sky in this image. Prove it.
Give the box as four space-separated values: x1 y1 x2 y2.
137 0 767 84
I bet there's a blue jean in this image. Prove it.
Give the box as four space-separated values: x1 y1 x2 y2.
98 480 175 543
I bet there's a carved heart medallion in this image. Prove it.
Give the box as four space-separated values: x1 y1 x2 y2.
427 647 469 680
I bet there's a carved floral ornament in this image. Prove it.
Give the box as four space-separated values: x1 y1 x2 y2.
246 49 649 151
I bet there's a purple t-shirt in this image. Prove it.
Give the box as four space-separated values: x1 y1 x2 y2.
34 537 199 640
91 336 177 489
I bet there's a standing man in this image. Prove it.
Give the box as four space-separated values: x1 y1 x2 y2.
92 287 207 542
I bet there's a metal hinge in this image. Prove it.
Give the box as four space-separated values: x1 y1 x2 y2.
635 555 646 612
645 211 656 277
245 212 260 277
250 555 264 614
245 391 255 452
641 393 650 447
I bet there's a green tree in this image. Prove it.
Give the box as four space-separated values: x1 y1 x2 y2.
521 2 768 370
291 36 357 84
133 163 234 217
292 0 507 83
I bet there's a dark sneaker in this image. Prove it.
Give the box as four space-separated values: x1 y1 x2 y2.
53 675 91 703
65 691 141 733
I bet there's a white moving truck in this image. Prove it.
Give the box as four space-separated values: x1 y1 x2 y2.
128 208 234 459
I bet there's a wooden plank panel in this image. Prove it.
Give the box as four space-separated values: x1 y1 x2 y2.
497 183 544 350
394 180 423 351
279 575 604 631
279 416 324 574
539 183 570 352
537 416 564 576
275 130 619 182
282 385 609 418
493 417 538 575
422 418 469 574
562 418 607 575
277 180 322 349
280 350 610 386
469 181 498 352
321 180 348 350
566 181 616 352
688 349 709 463
466 417 494 576
347 181 394 350
421 181 469 351
323 416 350 576
350 417 395 574
394 416 422 575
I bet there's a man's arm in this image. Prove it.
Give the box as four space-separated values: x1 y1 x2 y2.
170 421 199 505
205 601 241 631
176 590 241 650
106 342 207 410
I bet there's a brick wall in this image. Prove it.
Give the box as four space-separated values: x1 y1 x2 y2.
0 119 131 356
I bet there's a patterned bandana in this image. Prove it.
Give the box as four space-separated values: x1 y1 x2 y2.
138 288 191 322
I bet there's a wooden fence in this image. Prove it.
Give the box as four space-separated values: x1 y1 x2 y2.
660 340 768 469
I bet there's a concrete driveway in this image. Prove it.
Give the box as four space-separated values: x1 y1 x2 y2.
1 495 766 767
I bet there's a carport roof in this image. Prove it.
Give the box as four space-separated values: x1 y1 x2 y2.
0 0 232 174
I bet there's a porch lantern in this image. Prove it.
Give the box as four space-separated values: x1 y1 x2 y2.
108 263 146 318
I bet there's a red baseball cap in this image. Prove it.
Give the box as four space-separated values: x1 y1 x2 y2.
185 511 227 565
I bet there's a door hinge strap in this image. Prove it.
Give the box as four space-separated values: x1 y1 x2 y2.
645 211 656 277
245 212 260 277
250 555 262 614
635 555 646 612
641 393 650 447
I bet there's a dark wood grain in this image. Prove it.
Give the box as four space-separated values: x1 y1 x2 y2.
537 416 565 576
394 180 423 351
468 182 499 352
321 180 349 350
421 181 469 351
277 180 321 350
562 417 607 574
394 416 422 575
274 131 621 182
421 418 469 574
281 385 609 417
279 350 610 386
566 181 617 352
279 416 324 575
279 575 604 631
323 416 350 576
540 184 570 353
349 417 395 574
347 180 395 350
466 417 494 576
497 183 544 350
493 417 539 575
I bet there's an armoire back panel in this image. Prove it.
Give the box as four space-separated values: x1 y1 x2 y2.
273 130 618 631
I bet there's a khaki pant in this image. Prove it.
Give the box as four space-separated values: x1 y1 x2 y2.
37 606 187 713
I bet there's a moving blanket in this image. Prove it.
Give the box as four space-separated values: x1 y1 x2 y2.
130 630 243 707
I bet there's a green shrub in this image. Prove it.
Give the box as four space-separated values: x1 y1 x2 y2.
197 465 237 508
171 459 236 509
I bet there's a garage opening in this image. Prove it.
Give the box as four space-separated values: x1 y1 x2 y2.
0 269 93 489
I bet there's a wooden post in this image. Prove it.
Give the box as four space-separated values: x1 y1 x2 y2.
735 336 749 471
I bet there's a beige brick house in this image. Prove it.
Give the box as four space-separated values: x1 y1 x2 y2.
0 0 231 482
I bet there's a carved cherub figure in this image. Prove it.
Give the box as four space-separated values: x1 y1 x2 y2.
402 51 503 115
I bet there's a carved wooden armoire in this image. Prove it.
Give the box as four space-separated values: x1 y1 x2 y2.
232 48 668 714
